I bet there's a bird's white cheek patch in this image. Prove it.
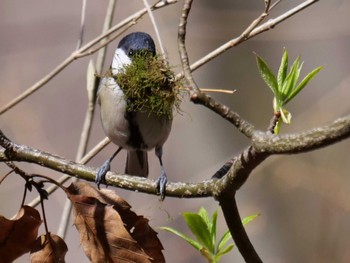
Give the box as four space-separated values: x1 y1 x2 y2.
111 48 131 74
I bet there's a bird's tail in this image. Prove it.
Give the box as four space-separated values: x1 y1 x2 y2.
125 150 148 177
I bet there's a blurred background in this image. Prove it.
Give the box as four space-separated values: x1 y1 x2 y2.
1 0 350 262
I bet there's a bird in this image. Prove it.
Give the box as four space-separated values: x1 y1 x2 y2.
95 32 172 200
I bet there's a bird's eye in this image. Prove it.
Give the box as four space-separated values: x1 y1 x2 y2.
128 49 134 56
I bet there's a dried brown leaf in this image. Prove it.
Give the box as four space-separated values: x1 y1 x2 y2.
65 182 165 263
0 205 42 263
30 233 68 263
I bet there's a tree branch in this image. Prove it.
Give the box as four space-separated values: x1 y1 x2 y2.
220 193 262 263
0 130 213 198
190 92 256 138
177 1 270 261
252 115 350 154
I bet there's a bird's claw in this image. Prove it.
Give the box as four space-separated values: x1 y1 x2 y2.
155 171 167 201
95 160 111 189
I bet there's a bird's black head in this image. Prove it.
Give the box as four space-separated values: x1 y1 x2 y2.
118 32 156 57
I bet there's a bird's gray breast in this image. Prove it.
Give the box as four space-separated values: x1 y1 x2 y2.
98 77 172 150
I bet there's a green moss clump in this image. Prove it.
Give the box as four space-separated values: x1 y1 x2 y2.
111 53 182 120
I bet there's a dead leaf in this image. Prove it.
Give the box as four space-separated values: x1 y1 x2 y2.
0 205 42 263
65 182 165 263
30 233 68 263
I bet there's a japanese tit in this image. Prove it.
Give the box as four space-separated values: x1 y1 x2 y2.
96 32 172 200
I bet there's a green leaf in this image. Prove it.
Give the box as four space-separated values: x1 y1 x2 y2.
198 207 217 253
256 54 279 97
211 210 218 253
217 230 232 252
288 60 303 98
163 210 259 262
216 214 258 252
160 226 203 251
198 207 212 230
215 244 235 262
242 214 260 226
277 48 289 88
284 66 323 105
183 212 215 253
280 56 301 100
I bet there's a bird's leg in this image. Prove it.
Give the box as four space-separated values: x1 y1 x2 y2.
96 147 123 189
155 146 167 200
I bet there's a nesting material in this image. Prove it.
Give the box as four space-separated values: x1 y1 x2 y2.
109 53 182 120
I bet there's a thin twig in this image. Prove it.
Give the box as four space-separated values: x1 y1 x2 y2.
142 0 168 61
75 24 133 59
5 162 28 208
199 88 236 94
57 0 90 238
76 0 87 50
177 0 199 94
0 168 14 184
58 0 118 239
95 0 117 75
270 0 283 10
239 0 271 40
191 92 256 138
175 0 319 80
177 0 255 138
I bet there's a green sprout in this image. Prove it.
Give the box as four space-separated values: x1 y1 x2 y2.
161 207 258 263
109 53 182 120
256 49 323 134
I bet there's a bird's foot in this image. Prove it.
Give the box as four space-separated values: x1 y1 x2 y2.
95 160 111 189
155 170 167 201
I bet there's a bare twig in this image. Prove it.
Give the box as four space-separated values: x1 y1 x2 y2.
177 0 199 93
191 92 256 138
76 0 87 50
76 0 117 164
239 0 271 41
199 88 236 94
177 0 255 138
142 0 167 61
270 0 283 10
57 0 118 239
176 0 320 79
